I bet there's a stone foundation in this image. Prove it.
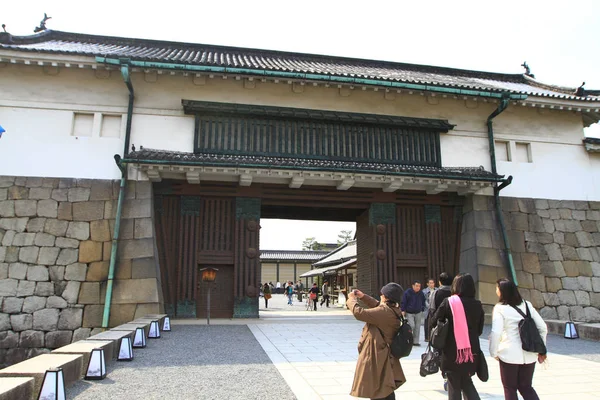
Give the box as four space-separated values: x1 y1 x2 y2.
0 176 161 367
461 194 600 322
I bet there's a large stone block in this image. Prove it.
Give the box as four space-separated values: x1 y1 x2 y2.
68 187 90 202
0 331 19 348
82 305 103 328
0 262 6 278
562 277 579 290
557 305 570 320
518 198 536 213
0 218 28 232
19 330 44 348
577 248 593 262
521 253 540 274
539 307 558 320
55 237 79 249
529 289 544 309
58 308 83 330
536 232 553 244
65 263 87 281
581 220 598 233
86 261 108 281
575 291 591 306
25 178 43 188
16 280 35 297
541 218 555 234
5 247 19 263
0 187 6 199
2 297 23 314
1 230 15 247
131 257 157 279
122 199 152 219
592 277 600 292
133 303 160 320
10 314 31 332
108 304 137 327
584 307 600 322
44 219 68 236
78 282 100 304
0 201 15 218
47 296 67 309
500 197 519 212
57 201 72 221
27 265 49 281
587 210 600 220
12 232 35 247
51 189 68 202
8 263 27 280
109 218 134 240
115 259 132 280
545 277 563 292
557 290 577 306
37 199 58 218
534 199 549 210
118 238 154 260
90 220 111 242
578 276 592 291
0 279 17 297
544 243 563 261
14 200 37 217
66 221 89 241
56 248 78 265
22 296 47 313
0 314 10 331
37 247 60 265
79 241 102 263
570 306 585 322
29 187 51 200
543 293 560 306
89 181 113 201
135 181 152 199
559 209 572 219
61 281 80 304
34 233 55 247
590 292 600 308
112 278 159 304
33 308 59 331
18 246 39 263
134 218 154 239
516 271 534 289
509 212 528 231
59 179 76 189
72 201 104 222
45 330 73 349
478 282 498 305
563 260 592 277
72 327 91 342
532 273 546 291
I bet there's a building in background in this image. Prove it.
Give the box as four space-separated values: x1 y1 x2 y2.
260 249 328 287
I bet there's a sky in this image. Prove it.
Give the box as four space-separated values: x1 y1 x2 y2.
3 0 599 249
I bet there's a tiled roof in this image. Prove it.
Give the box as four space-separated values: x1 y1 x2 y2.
124 148 502 181
314 241 357 267
1 30 599 103
260 250 329 261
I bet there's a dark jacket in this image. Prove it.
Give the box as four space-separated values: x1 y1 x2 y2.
432 296 484 374
428 285 451 333
400 288 426 313
309 286 319 300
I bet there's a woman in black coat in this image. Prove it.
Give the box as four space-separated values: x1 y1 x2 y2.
432 273 485 400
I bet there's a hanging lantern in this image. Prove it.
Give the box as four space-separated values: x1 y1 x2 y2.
133 327 147 348
564 321 579 339
162 317 171 331
117 336 134 361
148 320 161 339
200 267 218 282
37 367 65 400
84 348 107 380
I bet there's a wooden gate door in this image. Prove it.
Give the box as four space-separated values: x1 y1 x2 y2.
196 265 234 318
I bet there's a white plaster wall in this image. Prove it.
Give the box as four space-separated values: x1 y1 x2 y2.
0 61 597 200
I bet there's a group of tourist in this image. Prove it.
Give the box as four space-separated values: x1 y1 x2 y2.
259 280 333 310
347 272 548 400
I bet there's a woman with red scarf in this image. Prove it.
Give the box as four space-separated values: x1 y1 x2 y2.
432 273 485 400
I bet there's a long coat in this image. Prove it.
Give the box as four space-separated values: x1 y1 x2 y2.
347 295 406 399
432 295 484 374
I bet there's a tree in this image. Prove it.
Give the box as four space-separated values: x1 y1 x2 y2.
337 230 353 245
302 237 324 250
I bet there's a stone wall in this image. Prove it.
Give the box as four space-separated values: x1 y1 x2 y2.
461 194 600 322
0 176 161 367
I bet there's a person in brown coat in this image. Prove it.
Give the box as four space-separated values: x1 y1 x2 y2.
347 283 407 400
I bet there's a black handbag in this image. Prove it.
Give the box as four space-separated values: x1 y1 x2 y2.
476 351 489 382
430 318 449 350
419 344 440 377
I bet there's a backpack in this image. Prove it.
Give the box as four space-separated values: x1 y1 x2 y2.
379 311 413 359
511 302 547 354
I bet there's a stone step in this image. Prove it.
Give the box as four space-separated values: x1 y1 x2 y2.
51 340 114 376
86 330 135 359
0 377 34 400
112 322 151 337
545 319 600 341
0 354 82 396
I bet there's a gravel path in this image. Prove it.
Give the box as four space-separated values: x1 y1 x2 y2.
67 325 297 400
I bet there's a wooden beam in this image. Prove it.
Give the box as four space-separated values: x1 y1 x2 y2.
336 178 355 191
186 171 200 184
147 169 162 182
289 176 304 189
382 181 403 193
457 185 479 196
239 174 253 187
426 184 448 195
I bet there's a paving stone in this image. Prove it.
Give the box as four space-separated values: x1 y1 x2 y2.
584 307 600 322
65 263 87 281
570 306 586 322
46 296 67 309
0 280 18 297
86 261 108 281
0 218 27 233
10 314 31 331
575 290 591 306
72 201 104 221
37 247 60 265
58 308 83 330
19 330 44 348
56 248 78 265
539 307 558 320
48 265 65 282
22 296 47 313
90 220 110 242
68 188 90 202
1 230 15 246
0 331 19 348
27 218 47 234
8 263 27 280
57 202 72 220
89 181 113 201
543 293 560 306
558 290 577 306
7 187 28 200
12 232 35 247
33 308 59 331
66 221 89 241
16 280 35 297
34 282 54 297
0 313 10 331
61 281 80 304
51 189 68 202
2 297 23 314
78 282 100 304
79 241 102 263
45 330 73 349
544 243 563 261
0 201 15 218
55 237 79 248
44 219 69 236
545 277 563 292
34 232 55 247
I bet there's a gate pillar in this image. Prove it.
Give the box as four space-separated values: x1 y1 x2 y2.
369 203 397 293
233 197 261 318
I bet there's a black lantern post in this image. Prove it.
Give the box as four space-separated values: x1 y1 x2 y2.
199 267 218 325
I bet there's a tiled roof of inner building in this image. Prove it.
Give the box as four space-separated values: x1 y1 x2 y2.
1 30 599 102
124 148 502 180
260 250 329 261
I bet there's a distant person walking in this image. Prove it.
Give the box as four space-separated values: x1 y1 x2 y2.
276 281 281 294
309 283 319 311
489 278 548 400
400 280 426 346
422 278 436 342
286 281 294 305
320 281 330 308
347 283 406 400
263 283 271 308
296 280 304 302
432 273 484 400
